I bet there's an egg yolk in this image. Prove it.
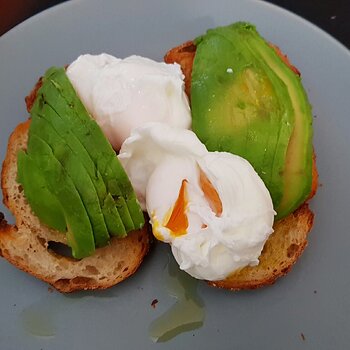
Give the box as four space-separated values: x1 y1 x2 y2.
165 179 189 236
150 212 165 241
199 168 223 216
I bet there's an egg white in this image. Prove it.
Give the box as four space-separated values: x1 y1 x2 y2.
67 54 191 150
119 123 275 281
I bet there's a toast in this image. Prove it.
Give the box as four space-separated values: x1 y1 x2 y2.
165 40 318 290
0 120 151 293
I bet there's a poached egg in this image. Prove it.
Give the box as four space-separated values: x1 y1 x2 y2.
66 54 191 150
119 123 275 281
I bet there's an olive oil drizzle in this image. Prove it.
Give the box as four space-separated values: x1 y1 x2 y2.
149 256 205 342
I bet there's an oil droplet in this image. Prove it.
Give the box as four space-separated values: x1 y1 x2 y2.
149 256 205 342
19 293 79 338
20 299 56 337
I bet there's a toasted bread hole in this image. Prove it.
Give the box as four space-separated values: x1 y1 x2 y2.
37 236 47 247
84 265 99 275
123 267 129 272
113 261 125 275
287 243 299 258
71 276 94 285
179 43 196 53
18 185 23 193
48 241 76 260
55 279 70 289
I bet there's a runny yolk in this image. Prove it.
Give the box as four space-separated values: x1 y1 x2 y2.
199 168 223 216
165 179 189 236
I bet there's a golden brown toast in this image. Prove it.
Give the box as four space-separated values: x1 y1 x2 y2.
0 120 151 293
165 40 318 290
209 203 314 290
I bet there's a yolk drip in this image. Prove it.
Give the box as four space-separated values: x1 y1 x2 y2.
199 168 223 216
150 212 165 241
165 179 189 236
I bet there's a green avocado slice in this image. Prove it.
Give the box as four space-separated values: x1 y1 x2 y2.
17 150 66 232
31 97 126 238
29 112 110 247
40 68 144 230
25 133 95 259
40 85 134 232
192 22 313 219
245 32 313 219
102 193 129 236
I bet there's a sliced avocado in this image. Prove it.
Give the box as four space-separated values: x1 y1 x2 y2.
103 194 128 236
29 112 110 247
25 133 95 258
40 68 144 229
17 150 66 232
39 82 135 232
17 67 144 257
245 32 313 219
31 97 126 238
192 22 313 219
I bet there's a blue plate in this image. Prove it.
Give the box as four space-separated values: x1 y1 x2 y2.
1 0 350 349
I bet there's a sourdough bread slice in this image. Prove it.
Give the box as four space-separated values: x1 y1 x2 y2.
0 120 151 292
209 203 314 290
165 40 317 290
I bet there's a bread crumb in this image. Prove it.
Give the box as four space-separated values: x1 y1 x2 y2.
301 333 306 341
151 299 158 308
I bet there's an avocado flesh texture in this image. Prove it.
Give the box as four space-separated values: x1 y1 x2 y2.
41 68 144 230
191 22 313 219
31 97 126 238
29 112 110 247
40 75 133 233
245 30 313 219
25 134 95 258
17 150 66 232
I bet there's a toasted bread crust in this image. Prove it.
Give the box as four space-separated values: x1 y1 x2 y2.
0 120 151 293
1 119 31 211
164 41 195 98
208 203 314 290
165 40 317 290
25 77 42 113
